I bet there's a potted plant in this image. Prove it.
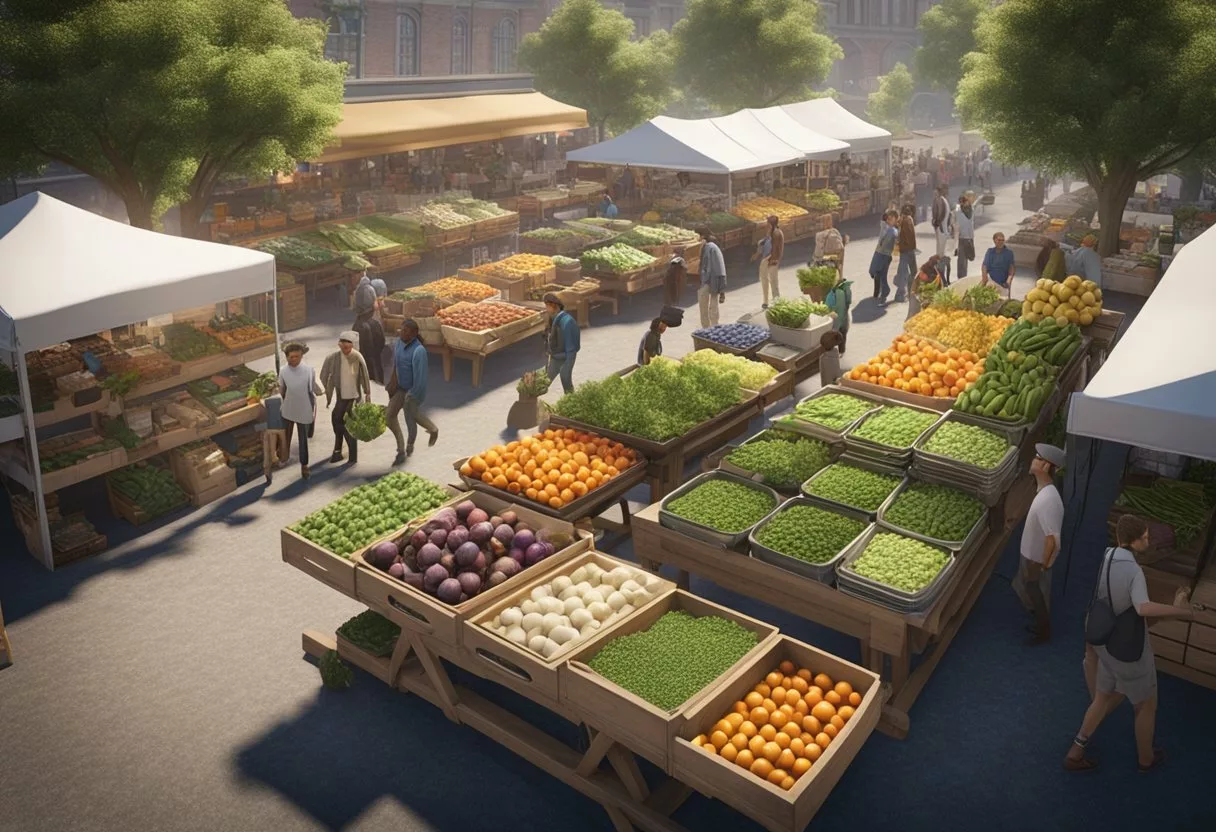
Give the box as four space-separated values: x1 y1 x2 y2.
508 368 551 430
796 265 838 302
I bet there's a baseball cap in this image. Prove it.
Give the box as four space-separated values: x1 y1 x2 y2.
1035 443 1066 468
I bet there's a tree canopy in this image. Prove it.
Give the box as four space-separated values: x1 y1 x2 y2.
671 0 841 114
867 63 914 135
915 0 988 95
518 0 672 141
957 0 1216 255
0 0 345 231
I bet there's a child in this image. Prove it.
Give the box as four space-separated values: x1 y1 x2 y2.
907 255 944 320
819 330 845 386
261 392 287 486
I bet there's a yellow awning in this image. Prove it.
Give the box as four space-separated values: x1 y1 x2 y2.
315 92 588 163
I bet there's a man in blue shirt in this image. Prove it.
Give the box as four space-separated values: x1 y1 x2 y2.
544 293 580 394
982 231 1017 296
386 319 438 464
870 209 899 305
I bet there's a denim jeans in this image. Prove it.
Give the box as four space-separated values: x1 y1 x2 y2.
895 251 917 298
546 354 576 395
869 252 892 300
386 391 437 451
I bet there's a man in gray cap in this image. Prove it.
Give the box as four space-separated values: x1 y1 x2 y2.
1014 442 1066 644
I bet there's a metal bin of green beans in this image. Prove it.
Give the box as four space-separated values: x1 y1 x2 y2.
659 470 781 547
749 496 874 584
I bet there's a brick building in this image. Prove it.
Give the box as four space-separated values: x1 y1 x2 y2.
287 1 686 79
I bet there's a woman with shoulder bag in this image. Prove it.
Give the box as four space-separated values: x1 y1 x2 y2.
1064 515 1198 773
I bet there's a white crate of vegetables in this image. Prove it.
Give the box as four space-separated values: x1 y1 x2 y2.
353 491 590 646
462 550 675 705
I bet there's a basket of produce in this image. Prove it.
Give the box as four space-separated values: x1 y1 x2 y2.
676 351 778 396
455 428 647 519
764 298 833 351
402 202 476 246
463 550 674 703
579 242 656 278
436 301 540 351
691 323 769 356
750 497 872 584
343 402 387 442
551 255 584 284
203 315 275 353
659 470 780 548
773 386 881 444
878 480 990 554
316 222 402 256
718 429 837 493
354 492 587 644
417 277 500 305
801 458 904 520
672 636 880 832
460 254 556 294
835 527 957 613
843 403 944 468
845 333 988 407
561 589 778 770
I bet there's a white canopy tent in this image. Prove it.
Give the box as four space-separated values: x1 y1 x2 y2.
0 193 278 568
780 98 892 156
1067 225 1216 462
709 109 850 163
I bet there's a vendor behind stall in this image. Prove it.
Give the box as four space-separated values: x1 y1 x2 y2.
637 306 683 366
1066 234 1103 287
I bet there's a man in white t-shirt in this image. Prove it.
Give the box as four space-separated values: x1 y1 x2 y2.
1014 443 1066 645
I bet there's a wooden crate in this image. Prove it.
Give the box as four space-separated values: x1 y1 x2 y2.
281 527 359 599
278 284 307 332
105 479 189 527
1186 645 1216 676
191 474 236 507
560 589 780 772
462 548 675 706
672 635 882 832
353 491 584 647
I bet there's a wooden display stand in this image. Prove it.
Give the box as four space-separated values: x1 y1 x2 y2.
1147 562 1216 692
436 314 548 388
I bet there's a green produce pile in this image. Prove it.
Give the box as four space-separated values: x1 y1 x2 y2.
100 416 144 450
208 314 272 334
108 463 189 517
754 504 866 565
358 214 428 252
337 610 401 657
999 317 1082 367
884 483 985 542
962 284 1001 311
726 433 832 489
320 650 353 690
781 393 874 431
522 227 587 245
162 324 225 362
804 463 901 512
343 402 387 442
437 196 513 221
551 255 581 267
679 349 777 391
1115 479 1210 546
797 265 839 291
1184 460 1216 504
666 479 776 533
317 222 400 253
954 317 1080 422
553 360 740 442
289 472 449 557
765 297 830 329
101 371 141 398
922 421 1010 469
563 220 617 240
256 235 341 269
706 212 747 232
40 438 123 473
850 406 940 449
249 372 278 399
849 532 950 593
616 224 698 248
588 611 759 710
580 243 656 274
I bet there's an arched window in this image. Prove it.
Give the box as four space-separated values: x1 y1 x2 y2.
325 11 362 78
492 18 516 74
397 12 419 76
451 15 468 75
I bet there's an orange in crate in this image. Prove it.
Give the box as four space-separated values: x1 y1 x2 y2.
848 334 984 399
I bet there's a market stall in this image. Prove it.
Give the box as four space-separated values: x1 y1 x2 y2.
1067 224 1216 690
779 99 892 217
0 193 278 569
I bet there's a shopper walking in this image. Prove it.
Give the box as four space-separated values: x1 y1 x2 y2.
953 194 976 279
981 232 1017 297
1012 443 1065 644
697 228 727 327
931 185 952 285
320 331 371 464
386 319 438 464
893 204 917 303
277 341 321 480
1064 514 1198 773
663 255 687 307
812 214 847 266
870 209 899 306
544 293 580 395
755 215 784 309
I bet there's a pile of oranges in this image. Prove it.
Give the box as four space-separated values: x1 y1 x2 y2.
847 334 985 399
690 660 862 791
459 429 638 510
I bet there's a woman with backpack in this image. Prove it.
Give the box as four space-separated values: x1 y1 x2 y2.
1064 514 1198 773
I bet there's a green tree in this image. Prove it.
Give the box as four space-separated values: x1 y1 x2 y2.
915 0 988 95
957 0 1216 255
0 0 344 231
671 0 841 114
867 63 914 135
518 0 672 141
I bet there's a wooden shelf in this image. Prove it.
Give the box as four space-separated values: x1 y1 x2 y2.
32 391 112 430
127 343 276 401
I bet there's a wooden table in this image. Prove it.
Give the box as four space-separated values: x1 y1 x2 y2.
437 317 547 388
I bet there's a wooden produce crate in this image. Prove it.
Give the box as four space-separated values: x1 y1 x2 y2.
105 478 189 527
281 526 360 599
440 303 541 352
353 491 585 647
460 546 672 707
278 284 307 332
590 264 657 295
424 225 474 249
719 226 746 250
672 635 882 832
560 589 780 772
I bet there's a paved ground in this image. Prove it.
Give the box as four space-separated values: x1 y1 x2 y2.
2 162 1209 832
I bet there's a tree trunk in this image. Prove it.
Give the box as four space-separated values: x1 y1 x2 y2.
115 181 155 230
1180 169 1204 202
179 197 208 240
1095 176 1136 258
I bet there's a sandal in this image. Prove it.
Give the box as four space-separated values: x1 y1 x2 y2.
1138 748 1165 772
1063 755 1098 772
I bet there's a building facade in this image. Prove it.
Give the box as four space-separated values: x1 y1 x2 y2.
287 0 686 79
821 0 941 99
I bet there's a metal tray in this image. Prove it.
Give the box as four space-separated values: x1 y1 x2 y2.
911 449 1019 488
719 429 843 492
915 412 1021 478
877 479 990 552
800 457 906 520
909 462 1013 508
835 525 957 613
659 470 781 548
844 403 947 455
773 385 883 444
749 496 874 584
